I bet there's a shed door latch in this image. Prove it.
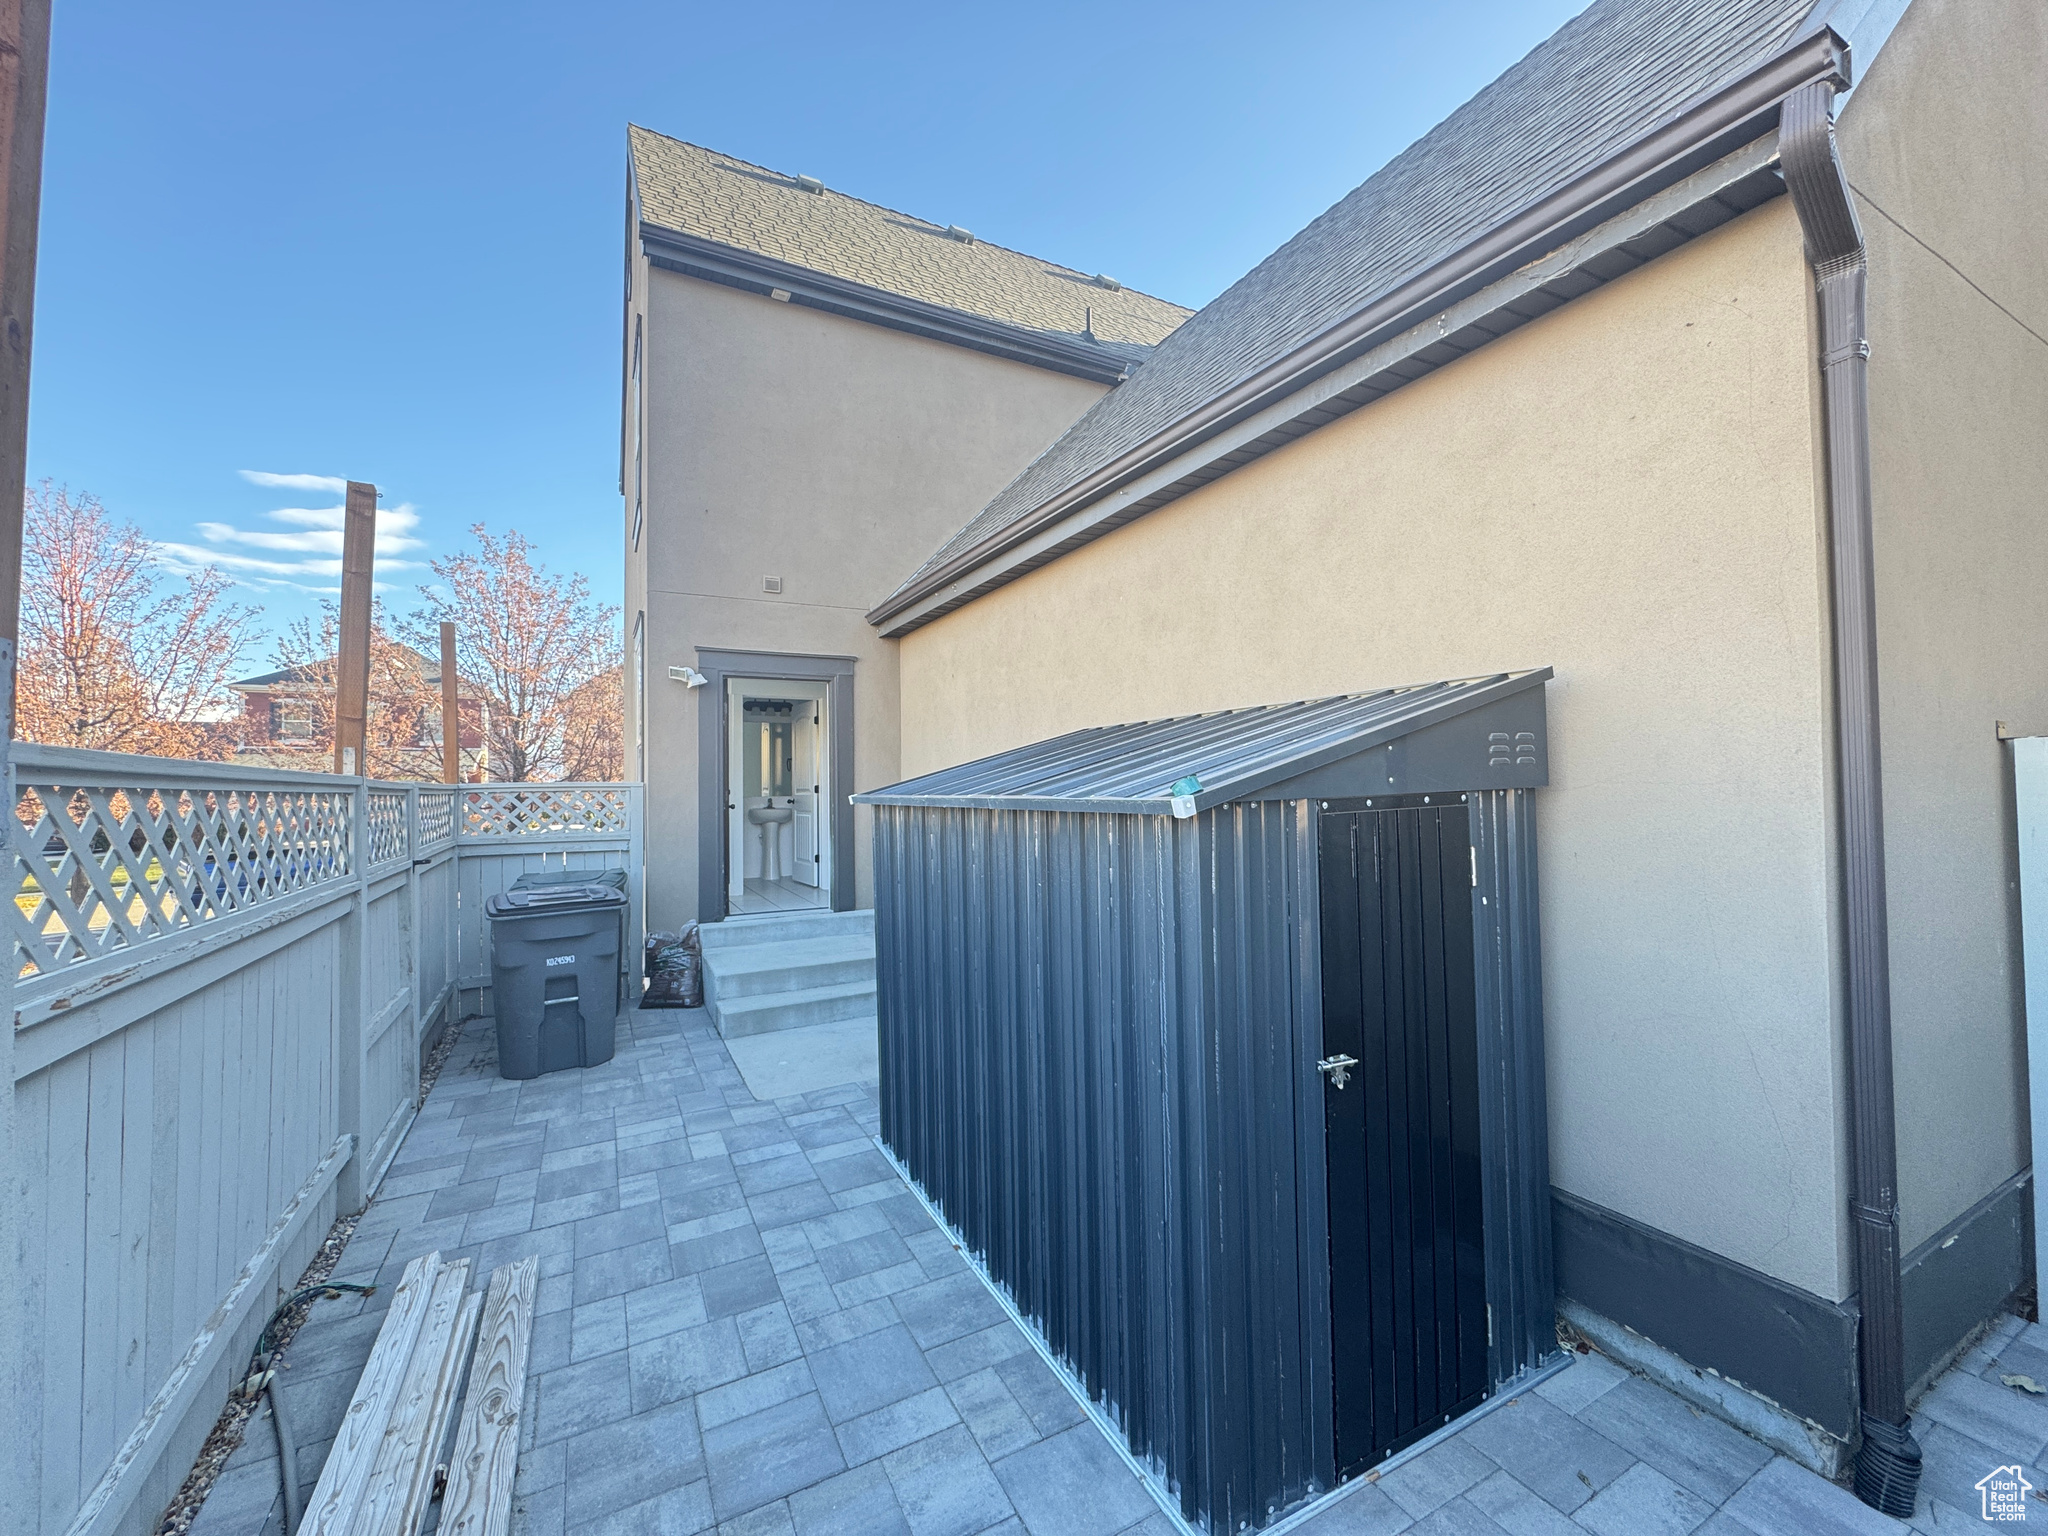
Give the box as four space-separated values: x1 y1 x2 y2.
1317 1055 1358 1089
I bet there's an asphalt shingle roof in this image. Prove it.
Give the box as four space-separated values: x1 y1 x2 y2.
629 126 1191 360
889 0 1821 601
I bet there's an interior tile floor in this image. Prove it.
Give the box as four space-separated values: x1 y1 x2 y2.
183 1004 2047 1536
730 876 830 915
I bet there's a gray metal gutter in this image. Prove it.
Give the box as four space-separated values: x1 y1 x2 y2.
868 27 1851 636
638 222 1139 386
1779 77 1921 1518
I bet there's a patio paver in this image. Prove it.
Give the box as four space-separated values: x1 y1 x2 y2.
182 1004 2048 1536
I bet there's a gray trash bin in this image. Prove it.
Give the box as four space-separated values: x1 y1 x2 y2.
486 883 628 1080
512 867 627 894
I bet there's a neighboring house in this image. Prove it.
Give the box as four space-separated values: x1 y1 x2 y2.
847 0 2046 1526
228 654 486 776
620 126 1189 923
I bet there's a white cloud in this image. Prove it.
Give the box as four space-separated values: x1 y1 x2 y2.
151 485 431 598
238 470 348 493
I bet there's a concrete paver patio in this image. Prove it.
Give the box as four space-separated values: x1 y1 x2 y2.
186 1003 2048 1536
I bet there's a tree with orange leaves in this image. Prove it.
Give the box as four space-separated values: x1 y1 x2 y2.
16 482 255 758
404 526 621 782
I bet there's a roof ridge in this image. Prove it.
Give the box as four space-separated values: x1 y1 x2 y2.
627 123 1191 316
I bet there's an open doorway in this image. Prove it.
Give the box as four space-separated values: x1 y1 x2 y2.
727 678 832 915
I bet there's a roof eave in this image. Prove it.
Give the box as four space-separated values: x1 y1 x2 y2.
867 27 1852 635
638 222 1138 386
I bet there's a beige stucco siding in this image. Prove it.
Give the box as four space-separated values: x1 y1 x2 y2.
637 268 1108 928
1841 0 2048 1254
898 200 1853 1297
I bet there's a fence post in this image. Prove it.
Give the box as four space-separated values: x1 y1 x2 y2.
335 774 371 1214
408 784 426 1089
1 641 19 1531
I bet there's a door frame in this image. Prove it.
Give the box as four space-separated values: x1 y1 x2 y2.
694 647 856 920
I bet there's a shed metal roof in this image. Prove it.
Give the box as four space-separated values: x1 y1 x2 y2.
853 669 1551 816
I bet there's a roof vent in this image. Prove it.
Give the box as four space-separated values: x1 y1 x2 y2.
943 225 974 244
794 174 824 194
1094 274 1121 291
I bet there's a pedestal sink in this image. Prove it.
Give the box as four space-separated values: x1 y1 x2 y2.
747 804 794 879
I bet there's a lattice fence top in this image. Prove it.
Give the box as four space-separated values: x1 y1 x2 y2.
415 790 457 854
10 775 353 979
365 790 411 867
461 785 633 838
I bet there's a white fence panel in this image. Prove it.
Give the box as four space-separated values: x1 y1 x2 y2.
4 747 642 1536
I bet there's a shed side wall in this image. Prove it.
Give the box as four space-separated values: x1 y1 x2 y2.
895 201 1849 1299
874 801 1330 1532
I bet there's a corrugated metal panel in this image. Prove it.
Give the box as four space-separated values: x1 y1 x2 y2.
875 801 1333 1531
1470 789 1556 1381
855 670 1549 816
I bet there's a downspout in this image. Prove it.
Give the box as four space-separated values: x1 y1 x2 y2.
1780 77 1922 1517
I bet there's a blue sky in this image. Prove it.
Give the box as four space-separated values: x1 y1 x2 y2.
29 0 1586 663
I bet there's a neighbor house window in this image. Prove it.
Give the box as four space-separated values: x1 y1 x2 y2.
271 699 312 740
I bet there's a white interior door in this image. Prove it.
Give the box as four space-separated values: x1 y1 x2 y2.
793 705 819 887
726 681 747 900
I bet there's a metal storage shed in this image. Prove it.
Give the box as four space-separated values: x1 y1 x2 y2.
854 669 1560 1534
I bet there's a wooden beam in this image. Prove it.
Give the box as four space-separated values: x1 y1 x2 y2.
351 1256 474 1536
301 1251 443 1536
0 0 50 661
333 480 376 775
440 621 460 784
439 1257 539 1536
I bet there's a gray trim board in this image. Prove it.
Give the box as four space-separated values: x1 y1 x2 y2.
1552 1187 1860 1435
1902 1167 2033 1397
640 224 1138 386
693 647 856 922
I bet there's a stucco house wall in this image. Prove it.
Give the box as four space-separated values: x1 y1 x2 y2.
1839 0 2048 1258
895 199 1859 1302
631 262 1109 928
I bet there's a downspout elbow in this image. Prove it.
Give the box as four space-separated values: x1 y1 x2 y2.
1780 73 1923 1519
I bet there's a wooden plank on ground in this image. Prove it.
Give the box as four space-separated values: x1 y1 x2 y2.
438 1257 540 1536
300 1251 443 1536
347 1255 473 1536
404 1288 483 1536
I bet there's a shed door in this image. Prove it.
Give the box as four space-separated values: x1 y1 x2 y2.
1318 799 1489 1478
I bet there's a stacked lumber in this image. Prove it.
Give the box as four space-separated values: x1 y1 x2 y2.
300 1252 538 1536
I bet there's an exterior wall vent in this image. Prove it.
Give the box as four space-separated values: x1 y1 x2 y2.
763 575 783 594
794 174 824 194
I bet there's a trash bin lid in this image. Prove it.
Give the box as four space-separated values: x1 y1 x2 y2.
486 885 628 918
511 867 628 893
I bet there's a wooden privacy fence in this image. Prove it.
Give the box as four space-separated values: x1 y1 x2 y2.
2 746 642 1536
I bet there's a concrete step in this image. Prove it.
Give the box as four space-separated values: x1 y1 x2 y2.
699 908 874 953
701 908 878 1038
709 936 877 1000
713 983 876 1039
